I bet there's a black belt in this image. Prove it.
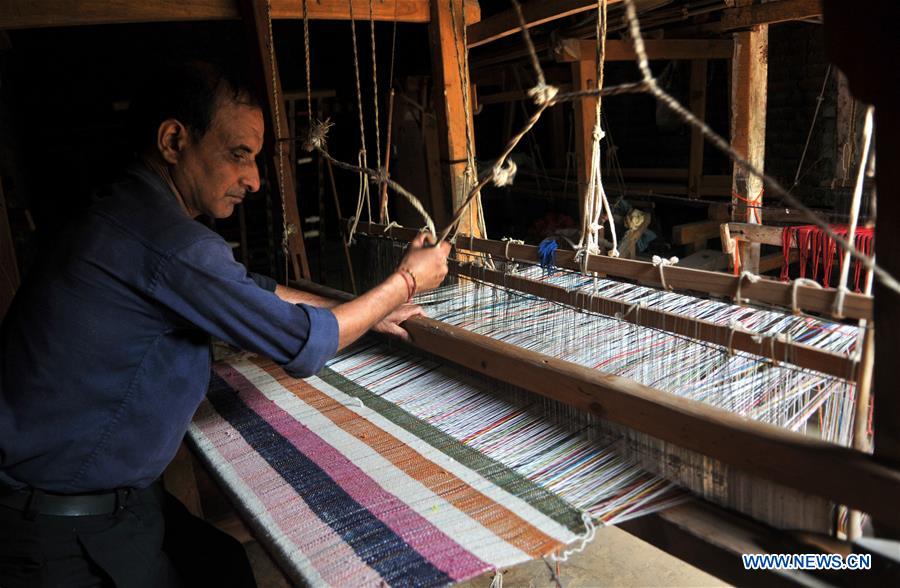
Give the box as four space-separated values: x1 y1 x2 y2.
0 487 133 517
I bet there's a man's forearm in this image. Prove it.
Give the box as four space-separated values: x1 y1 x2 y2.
331 273 408 350
274 284 340 308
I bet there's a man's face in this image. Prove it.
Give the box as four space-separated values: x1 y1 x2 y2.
172 98 264 219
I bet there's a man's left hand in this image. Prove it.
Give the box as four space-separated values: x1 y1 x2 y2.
372 304 425 341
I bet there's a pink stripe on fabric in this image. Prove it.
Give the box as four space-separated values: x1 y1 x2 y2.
194 400 380 587
215 363 489 581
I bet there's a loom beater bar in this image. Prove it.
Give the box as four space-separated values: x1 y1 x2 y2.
290 277 900 532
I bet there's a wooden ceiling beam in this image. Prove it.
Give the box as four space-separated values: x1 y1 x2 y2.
719 0 822 31
467 0 621 49
0 0 480 30
554 38 734 62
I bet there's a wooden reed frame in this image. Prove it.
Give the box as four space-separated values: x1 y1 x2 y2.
292 277 900 531
347 221 873 320
449 260 858 380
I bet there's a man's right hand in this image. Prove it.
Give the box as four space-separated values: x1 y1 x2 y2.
398 233 451 292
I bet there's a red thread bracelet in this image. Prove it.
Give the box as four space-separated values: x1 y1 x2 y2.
396 268 417 302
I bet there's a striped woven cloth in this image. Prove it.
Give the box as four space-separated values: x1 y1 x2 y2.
189 355 585 587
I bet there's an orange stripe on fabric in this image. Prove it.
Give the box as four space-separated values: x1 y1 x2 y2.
251 357 564 558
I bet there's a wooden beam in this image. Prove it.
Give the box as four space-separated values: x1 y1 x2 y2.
555 39 734 63
351 221 874 320
720 0 822 31
240 0 310 279
759 250 798 274
688 60 708 198
429 0 482 237
571 57 597 199
669 0 823 36
621 499 861 588
727 222 785 247
451 260 857 379
467 0 620 49
730 20 768 274
672 219 721 246
291 276 900 529
0 0 480 29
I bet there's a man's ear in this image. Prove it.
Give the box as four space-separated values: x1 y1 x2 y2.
157 119 189 165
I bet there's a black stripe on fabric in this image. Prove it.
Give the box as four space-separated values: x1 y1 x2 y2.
206 372 452 588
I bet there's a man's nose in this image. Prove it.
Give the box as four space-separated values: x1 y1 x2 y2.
241 163 261 193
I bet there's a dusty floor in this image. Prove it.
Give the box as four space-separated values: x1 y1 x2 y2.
243 524 727 587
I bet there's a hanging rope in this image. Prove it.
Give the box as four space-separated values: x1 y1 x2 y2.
578 0 618 260
263 0 295 282
346 0 372 244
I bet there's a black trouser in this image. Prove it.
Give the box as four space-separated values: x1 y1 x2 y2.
0 483 256 587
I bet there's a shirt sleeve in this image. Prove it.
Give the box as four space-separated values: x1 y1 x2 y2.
248 271 277 292
149 237 339 378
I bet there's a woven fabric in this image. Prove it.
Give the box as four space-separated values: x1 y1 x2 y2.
189 355 582 587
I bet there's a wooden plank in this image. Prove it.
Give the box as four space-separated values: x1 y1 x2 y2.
620 499 854 588
350 221 874 320
672 220 721 245
468 0 620 49
759 250 798 274
429 0 482 237
0 0 481 29
451 260 857 379
679 249 730 272
239 0 310 280
727 222 785 247
730 22 768 274
291 276 900 528
720 0 822 31
556 39 734 63
0 178 19 321
688 60 708 198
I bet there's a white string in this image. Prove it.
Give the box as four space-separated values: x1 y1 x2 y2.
791 278 823 315
551 512 598 562
489 570 503 588
734 270 761 305
651 255 679 291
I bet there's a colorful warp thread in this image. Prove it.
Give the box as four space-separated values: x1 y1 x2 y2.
410 263 860 532
190 355 624 587
780 224 875 288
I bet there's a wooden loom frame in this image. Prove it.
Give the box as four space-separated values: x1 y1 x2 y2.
4 0 897 585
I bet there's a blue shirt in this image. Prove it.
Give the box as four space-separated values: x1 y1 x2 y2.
0 163 339 493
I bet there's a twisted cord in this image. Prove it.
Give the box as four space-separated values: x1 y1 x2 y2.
264 0 292 277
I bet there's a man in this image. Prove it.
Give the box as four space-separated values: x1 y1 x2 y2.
0 61 450 586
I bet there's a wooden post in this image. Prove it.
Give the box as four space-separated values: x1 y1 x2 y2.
429 0 482 238
688 60 708 199
571 57 598 201
239 0 311 280
729 15 768 275
0 178 19 321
